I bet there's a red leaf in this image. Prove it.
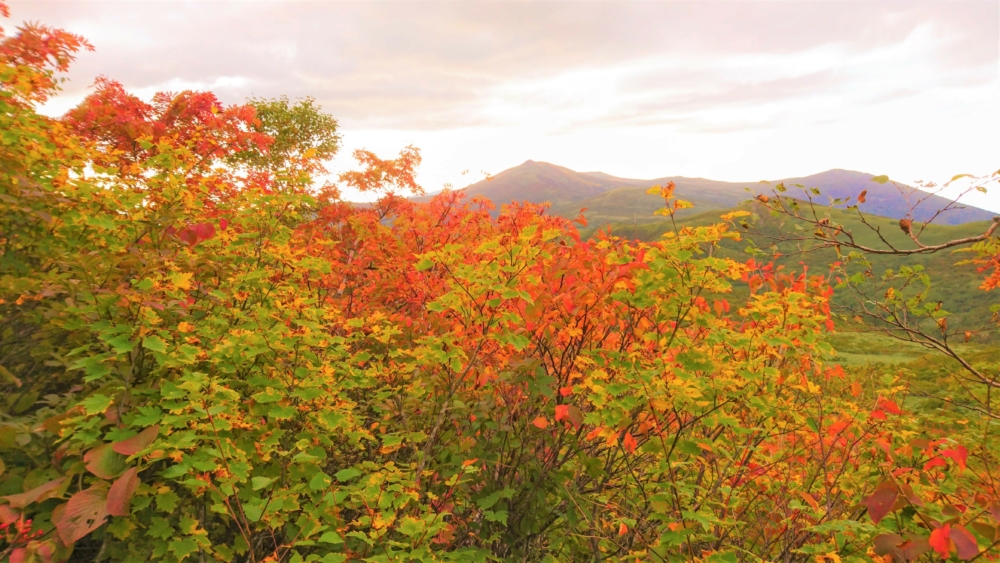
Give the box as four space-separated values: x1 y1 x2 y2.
84 444 126 479
1 477 66 509
193 222 215 241
950 526 979 560
219 218 228 231
106 467 139 516
35 542 55 563
900 535 932 560
0 504 20 524
877 397 902 414
9 548 26 563
871 409 886 420
554 405 570 422
923 457 947 471
990 502 1000 523
929 526 952 558
864 484 899 524
177 227 199 246
54 486 109 544
941 445 968 472
112 426 159 456
622 431 638 454
873 533 903 556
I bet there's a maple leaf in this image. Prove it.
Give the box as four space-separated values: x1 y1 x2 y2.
940 445 968 472
876 397 902 415
622 431 638 454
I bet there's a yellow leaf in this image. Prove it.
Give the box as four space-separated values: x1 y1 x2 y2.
170 272 194 291
645 186 661 195
177 322 195 333
720 210 752 221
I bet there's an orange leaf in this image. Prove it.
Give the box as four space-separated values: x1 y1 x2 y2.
877 397 902 415
622 431 638 454
923 457 947 471
532 417 548 429
850 382 862 397
618 523 628 536
929 526 952 558
554 405 570 422
797 491 819 510
941 445 968 472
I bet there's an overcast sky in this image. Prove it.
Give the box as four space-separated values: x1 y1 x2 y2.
10 0 1000 209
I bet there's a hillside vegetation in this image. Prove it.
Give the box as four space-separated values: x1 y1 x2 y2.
581 204 998 338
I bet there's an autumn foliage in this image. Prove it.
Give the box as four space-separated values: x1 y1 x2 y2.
2 4 1000 563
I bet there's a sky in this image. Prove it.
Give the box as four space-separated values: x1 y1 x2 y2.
9 0 1000 209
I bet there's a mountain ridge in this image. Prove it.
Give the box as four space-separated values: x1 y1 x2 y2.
422 161 995 225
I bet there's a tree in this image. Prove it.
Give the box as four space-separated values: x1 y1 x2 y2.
227 95 341 189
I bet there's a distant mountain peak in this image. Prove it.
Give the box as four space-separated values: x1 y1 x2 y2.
419 161 994 225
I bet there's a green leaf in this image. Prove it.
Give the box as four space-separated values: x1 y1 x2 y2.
309 472 332 491
871 175 889 184
252 476 275 491
104 334 135 354
334 468 362 482
484 510 508 524
396 517 424 536
169 536 199 560
242 504 263 522
318 531 344 544
142 336 167 354
155 489 181 513
84 444 127 479
80 394 113 415
253 389 283 403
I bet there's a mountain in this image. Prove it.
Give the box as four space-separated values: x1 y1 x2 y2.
773 169 994 225
438 160 640 206
427 161 995 225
